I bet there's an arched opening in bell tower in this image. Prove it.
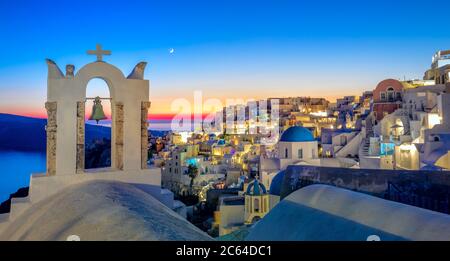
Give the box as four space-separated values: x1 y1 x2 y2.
84 78 112 169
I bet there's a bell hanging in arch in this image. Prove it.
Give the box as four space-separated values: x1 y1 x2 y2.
89 96 107 124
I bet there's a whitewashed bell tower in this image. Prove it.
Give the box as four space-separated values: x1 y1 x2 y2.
45 44 151 176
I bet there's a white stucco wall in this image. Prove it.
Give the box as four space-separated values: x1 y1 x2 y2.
335 132 362 158
219 204 245 236
278 141 318 169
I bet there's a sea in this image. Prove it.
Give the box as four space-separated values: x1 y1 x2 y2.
0 151 46 202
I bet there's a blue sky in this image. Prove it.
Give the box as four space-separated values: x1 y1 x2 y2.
0 0 449 116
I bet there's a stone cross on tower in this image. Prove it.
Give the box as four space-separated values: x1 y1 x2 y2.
87 44 111 62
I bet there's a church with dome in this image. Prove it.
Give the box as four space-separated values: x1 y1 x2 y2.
259 125 320 207
244 178 270 224
214 125 344 237
278 126 319 168
213 176 271 236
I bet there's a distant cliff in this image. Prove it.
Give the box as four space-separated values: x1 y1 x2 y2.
0 114 46 152
0 113 113 152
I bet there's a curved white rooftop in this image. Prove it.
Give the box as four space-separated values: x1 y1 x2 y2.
0 180 212 241
246 185 450 241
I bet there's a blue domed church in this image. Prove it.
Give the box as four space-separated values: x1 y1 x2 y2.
278 126 318 166
259 126 319 208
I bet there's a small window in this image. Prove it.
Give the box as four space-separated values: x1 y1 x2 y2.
396 92 402 101
254 198 260 212
298 149 303 159
380 92 386 101
387 88 395 102
285 148 289 158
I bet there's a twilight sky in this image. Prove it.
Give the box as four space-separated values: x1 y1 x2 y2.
0 0 449 118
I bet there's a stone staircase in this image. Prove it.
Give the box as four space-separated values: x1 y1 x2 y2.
366 118 374 137
359 138 371 157
0 197 32 233
0 184 33 233
359 118 374 158
8 197 31 220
